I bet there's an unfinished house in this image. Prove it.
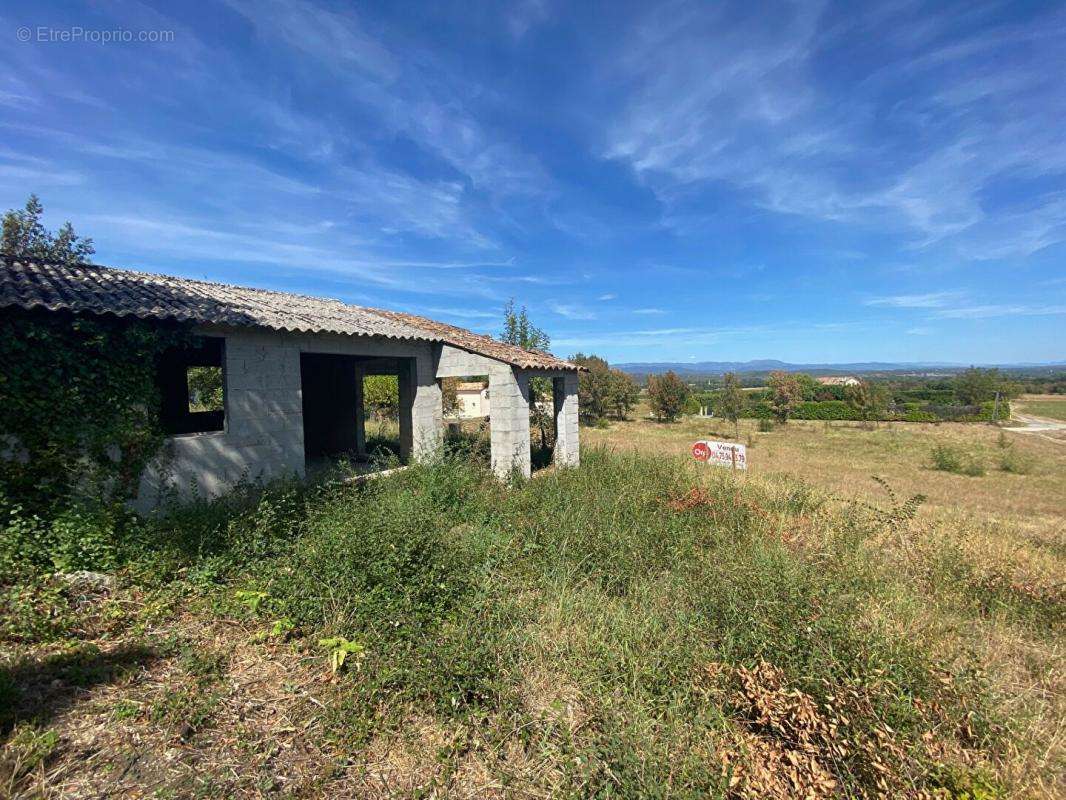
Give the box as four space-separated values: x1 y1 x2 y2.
0 259 581 510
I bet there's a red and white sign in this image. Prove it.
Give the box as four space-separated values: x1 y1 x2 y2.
692 440 746 470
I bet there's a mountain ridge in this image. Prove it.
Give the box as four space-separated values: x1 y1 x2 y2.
613 359 1066 375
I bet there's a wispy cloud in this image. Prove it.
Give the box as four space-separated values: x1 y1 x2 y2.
935 304 1066 319
553 323 771 350
224 0 550 202
550 302 598 320
633 307 666 315
423 307 500 320
601 2 1066 257
864 291 965 308
598 292 618 301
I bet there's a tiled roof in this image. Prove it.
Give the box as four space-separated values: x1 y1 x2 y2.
368 308 579 371
0 257 579 371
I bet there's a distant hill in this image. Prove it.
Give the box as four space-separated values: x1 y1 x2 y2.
614 360 1066 377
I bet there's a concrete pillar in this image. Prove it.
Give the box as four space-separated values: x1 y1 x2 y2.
354 364 366 457
398 354 443 464
489 369 531 479
553 374 580 468
411 353 443 461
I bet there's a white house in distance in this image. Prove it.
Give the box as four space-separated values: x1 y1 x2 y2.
817 376 861 387
453 381 490 419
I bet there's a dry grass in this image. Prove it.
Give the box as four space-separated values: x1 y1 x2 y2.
586 408 1064 539
585 407 1066 797
1016 394 1066 423
2 413 1063 798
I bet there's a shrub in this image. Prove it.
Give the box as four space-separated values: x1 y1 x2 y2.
757 417 775 432
930 444 985 477
0 500 132 582
903 409 939 423
792 400 863 421
998 447 1031 475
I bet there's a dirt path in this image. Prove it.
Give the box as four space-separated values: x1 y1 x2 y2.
1004 413 1066 444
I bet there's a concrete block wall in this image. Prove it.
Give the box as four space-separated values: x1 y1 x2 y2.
134 333 578 510
407 351 444 462
136 327 442 512
489 369 532 479
435 344 581 480
553 374 580 468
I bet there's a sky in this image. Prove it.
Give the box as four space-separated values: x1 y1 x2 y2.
2 0 1065 365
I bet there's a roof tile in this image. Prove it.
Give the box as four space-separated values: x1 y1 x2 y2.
0 257 578 371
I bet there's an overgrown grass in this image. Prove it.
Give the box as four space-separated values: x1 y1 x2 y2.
1 448 1059 796
931 443 987 476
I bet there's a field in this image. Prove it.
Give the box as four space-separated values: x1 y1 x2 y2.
584 406 1065 532
1 413 1063 798
1015 394 1066 422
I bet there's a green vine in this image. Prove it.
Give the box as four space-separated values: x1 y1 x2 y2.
0 308 189 510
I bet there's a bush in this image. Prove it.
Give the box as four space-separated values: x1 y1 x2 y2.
757 417 775 432
0 500 133 582
903 409 939 423
998 448 1031 475
930 444 985 476
792 400 864 421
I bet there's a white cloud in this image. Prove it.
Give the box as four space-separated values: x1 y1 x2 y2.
550 302 598 320
423 307 500 320
600 2 1066 258
224 0 399 80
224 0 550 203
633 307 666 315
598 292 618 301
864 291 964 308
935 304 1066 319
506 0 552 40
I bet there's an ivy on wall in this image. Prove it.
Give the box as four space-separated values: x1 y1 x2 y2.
0 308 188 510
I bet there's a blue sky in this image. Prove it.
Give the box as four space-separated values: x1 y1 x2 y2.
2 0 1065 364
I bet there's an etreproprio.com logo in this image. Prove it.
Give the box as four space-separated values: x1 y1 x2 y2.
17 26 175 44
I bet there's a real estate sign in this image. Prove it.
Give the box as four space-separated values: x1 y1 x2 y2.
692 440 747 470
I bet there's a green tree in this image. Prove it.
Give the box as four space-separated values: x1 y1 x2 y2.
572 353 611 421
187 366 223 411
845 380 889 424
793 372 820 401
767 371 801 424
501 299 550 352
364 375 399 420
719 371 745 438
953 367 1003 405
2 194 95 264
571 353 640 422
647 371 690 422
608 369 640 419
440 376 461 417
501 300 553 450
